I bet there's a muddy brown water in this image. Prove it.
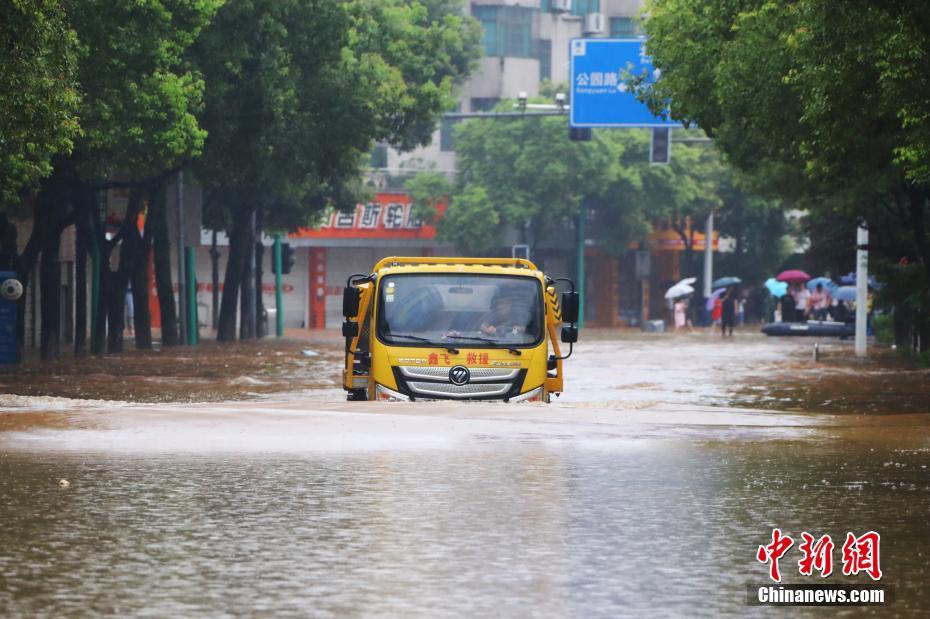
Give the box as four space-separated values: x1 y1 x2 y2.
2 330 929 616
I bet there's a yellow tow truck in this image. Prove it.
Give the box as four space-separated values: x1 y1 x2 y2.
341 257 579 402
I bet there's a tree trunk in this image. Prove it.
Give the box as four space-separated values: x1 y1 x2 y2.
254 209 265 338
39 220 62 361
132 192 155 349
150 186 179 346
105 190 144 354
239 210 256 340
906 186 930 288
892 306 910 351
218 209 250 342
90 220 111 355
73 187 92 357
16 204 44 362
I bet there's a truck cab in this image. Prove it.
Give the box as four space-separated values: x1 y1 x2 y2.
342 257 578 402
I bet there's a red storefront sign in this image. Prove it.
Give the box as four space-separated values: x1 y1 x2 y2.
290 192 444 240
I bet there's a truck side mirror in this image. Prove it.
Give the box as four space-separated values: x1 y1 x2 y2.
342 320 359 338
343 287 360 317
561 291 579 323
561 325 578 344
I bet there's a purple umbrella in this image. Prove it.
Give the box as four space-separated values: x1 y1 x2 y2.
705 287 727 311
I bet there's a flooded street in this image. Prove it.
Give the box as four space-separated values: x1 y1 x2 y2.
2 331 930 616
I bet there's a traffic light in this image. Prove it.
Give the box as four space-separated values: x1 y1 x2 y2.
569 127 592 142
274 242 296 275
650 127 671 164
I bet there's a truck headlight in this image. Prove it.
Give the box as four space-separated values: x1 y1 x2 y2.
375 384 410 402
509 387 543 403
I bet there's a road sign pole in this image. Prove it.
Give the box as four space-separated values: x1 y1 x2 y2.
855 222 869 357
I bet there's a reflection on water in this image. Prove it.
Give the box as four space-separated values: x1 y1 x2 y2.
2 439 928 617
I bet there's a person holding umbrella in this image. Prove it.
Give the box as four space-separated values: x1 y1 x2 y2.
775 270 812 321
721 288 737 336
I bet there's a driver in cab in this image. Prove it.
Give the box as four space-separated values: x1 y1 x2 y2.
479 290 531 338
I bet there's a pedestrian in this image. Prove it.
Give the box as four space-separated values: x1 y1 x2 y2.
721 288 736 336
791 283 809 320
779 293 795 322
712 295 723 326
809 283 830 320
674 297 687 331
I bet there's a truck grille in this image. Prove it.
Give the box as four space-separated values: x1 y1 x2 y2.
395 365 525 400
405 381 512 398
398 366 520 382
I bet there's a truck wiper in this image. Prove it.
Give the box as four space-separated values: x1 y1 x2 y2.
388 333 459 354
443 334 522 356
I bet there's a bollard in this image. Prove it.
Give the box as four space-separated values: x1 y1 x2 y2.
812 343 820 362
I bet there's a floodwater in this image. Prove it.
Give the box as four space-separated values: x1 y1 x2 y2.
2 330 930 616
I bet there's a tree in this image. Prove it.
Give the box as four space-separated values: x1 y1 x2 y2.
644 0 930 349
446 108 738 274
193 0 481 341
644 0 930 286
450 105 616 254
0 0 80 207
406 170 451 223
71 0 220 354
14 0 221 359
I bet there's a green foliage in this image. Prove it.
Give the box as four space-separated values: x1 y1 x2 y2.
444 107 771 265
643 0 930 288
438 185 500 255
0 0 80 206
195 0 480 230
405 170 451 223
450 105 615 250
67 0 222 181
874 313 893 347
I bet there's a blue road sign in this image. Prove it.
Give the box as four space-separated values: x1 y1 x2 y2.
570 38 681 128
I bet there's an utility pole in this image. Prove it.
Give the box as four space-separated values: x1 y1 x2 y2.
175 170 186 345
703 212 714 299
855 220 869 357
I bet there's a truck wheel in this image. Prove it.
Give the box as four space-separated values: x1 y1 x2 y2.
347 389 368 401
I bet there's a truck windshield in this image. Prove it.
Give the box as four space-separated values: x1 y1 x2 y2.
377 274 543 348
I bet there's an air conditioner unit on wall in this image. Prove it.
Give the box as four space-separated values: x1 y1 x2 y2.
550 0 572 13
583 12 606 35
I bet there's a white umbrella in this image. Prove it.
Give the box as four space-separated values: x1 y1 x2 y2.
676 277 697 286
665 283 695 299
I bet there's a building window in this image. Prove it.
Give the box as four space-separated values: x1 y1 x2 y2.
471 5 535 58
440 119 457 152
470 97 500 113
610 17 640 38
541 0 600 15
536 38 551 82
370 144 387 169
572 0 600 16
